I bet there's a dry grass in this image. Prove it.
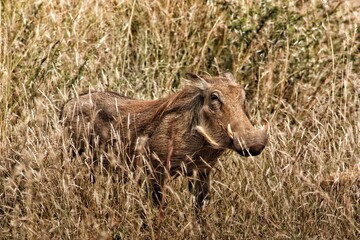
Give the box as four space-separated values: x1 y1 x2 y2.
1 0 359 239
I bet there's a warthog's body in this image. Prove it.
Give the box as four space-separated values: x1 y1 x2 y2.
61 73 268 208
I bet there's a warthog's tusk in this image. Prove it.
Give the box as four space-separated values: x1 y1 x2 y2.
262 119 269 134
227 124 234 140
195 125 220 148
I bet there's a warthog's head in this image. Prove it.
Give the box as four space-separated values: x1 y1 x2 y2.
187 73 268 156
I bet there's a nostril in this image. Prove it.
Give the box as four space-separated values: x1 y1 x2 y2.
249 144 265 156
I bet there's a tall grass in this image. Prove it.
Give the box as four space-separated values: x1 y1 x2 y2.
1 0 359 239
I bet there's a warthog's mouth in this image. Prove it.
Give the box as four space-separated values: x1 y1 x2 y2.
233 140 266 157
195 121 268 156
227 121 269 157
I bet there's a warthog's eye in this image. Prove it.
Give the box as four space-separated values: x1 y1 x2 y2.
210 92 220 101
210 93 219 101
209 92 222 110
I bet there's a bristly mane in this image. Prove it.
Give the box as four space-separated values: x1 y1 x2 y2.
149 84 204 133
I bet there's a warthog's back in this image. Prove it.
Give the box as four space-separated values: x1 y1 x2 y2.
61 91 180 160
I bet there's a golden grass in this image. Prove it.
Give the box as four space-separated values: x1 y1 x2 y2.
0 0 359 239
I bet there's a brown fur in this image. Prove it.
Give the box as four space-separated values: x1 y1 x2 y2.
61 73 268 208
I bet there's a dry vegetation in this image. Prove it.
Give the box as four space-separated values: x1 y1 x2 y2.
1 0 359 239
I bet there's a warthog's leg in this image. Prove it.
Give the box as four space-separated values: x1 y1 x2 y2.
188 168 211 210
149 169 165 206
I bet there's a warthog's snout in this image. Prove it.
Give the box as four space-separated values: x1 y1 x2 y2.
228 121 269 156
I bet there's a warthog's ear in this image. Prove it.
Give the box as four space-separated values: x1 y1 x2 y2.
223 72 236 83
184 72 199 81
184 72 209 90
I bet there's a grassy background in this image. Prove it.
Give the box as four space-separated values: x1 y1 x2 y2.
1 0 359 239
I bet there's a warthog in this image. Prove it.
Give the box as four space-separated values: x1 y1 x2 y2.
61 73 268 209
